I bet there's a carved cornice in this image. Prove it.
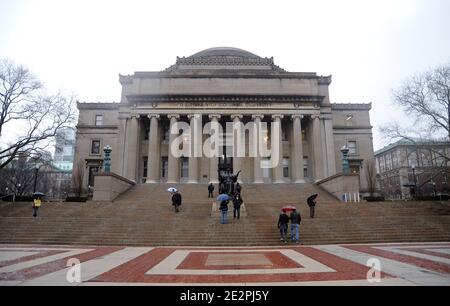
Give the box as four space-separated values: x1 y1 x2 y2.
127 94 325 104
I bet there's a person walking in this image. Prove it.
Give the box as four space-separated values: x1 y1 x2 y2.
32 196 42 218
307 194 318 218
290 208 301 244
277 209 289 243
172 191 182 213
232 193 243 219
208 183 215 198
219 200 229 224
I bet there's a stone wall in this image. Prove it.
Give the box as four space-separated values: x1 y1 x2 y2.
316 173 360 201
92 173 136 202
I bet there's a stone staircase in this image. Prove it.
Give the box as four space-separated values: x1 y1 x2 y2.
0 183 449 246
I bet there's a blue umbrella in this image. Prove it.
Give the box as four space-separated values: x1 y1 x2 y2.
167 187 178 193
33 192 46 197
217 194 229 202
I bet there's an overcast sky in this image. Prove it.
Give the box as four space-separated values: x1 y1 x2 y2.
1 0 450 151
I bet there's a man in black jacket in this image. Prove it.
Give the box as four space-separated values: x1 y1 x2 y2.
208 183 214 198
307 194 318 218
277 210 289 243
172 191 182 213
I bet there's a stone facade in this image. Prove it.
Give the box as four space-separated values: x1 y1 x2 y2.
74 47 374 189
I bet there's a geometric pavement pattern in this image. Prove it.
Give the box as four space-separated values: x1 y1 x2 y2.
0 243 449 286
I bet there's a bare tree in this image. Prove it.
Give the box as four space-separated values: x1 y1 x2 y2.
0 58 77 169
365 158 377 196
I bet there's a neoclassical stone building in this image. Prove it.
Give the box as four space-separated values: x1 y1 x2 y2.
74 47 374 189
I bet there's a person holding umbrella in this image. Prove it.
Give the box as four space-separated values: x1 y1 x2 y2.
32 192 44 218
277 209 289 243
217 194 230 224
169 188 182 213
307 194 318 218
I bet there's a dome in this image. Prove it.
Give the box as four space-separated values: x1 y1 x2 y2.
188 47 262 59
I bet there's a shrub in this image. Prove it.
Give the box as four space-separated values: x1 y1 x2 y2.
363 196 385 202
65 196 88 202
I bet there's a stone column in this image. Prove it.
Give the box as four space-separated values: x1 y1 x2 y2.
231 114 243 183
252 114 264 183
167 114 180 183
312 114 324 181
187 114 200 183
125 115 139 181
272 115 284 183
292 115 305 183
208 114 221 184
146 114 160 183
324 117 336 176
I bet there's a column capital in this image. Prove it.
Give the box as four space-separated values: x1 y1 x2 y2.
187 114 201 120
311 114 321 120
271 114 284 120
291 114 304 120
231 114 243 120
167 114 180 120
251 114 265 120
130 114 140 119
147 114 160 120
208 114 221 120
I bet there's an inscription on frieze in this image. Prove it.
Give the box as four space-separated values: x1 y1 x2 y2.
175 102 272 108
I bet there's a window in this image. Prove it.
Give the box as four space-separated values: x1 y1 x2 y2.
163 126 170 142
283 157 289 178
161 157 168 178
88 166 99 187
95 115 104 126
348 141 357 155
303 158 308 178
282 129 288 141
181 157 189 178
91 140 101 155
143 157 148 178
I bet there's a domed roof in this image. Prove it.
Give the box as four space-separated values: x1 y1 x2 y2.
188 47 262 59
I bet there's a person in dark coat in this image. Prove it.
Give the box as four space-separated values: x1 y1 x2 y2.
208 183 215 198
277 209 290 243
172 191 182 213
232 193 243 219
219 200 229 224
307 194 318 218
290 209 301 244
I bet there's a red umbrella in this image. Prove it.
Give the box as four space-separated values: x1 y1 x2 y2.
281 205 297 212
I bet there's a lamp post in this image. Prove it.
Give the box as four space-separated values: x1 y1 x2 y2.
33 166 39 193
412 165 417 198
103 145 112 173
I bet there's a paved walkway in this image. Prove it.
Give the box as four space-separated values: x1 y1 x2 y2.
0 242 449 286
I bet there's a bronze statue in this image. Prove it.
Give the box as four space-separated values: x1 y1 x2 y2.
219 170 241 195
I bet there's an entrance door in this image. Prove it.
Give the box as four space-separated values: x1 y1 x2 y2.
218 155 233 178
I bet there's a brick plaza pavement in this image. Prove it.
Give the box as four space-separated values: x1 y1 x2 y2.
0 242 449 286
